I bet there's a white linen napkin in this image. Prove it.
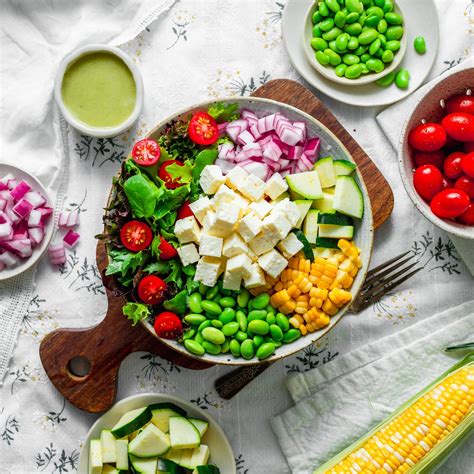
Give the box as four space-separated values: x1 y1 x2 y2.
0 0 176 382
377 58 474 276
271 301 474 474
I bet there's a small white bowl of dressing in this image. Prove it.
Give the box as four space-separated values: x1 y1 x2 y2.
54 44 143 138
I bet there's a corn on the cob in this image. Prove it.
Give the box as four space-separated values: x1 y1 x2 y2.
325 366 474 474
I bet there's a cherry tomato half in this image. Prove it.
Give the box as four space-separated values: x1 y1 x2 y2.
430 189 470 219
441 113 474 142
446 94 474 115
443 151 465 180
188 112 219 146
413 165 444 201
461 152 474 178
131 139 161 167
414 151 444 169
158 237 178 260
177 201 194 220
120 221 153 252
458 202 474 225
159 160 187 189
408 123 446 152
454 175 474 199
153 311 183 339
138 275 167 305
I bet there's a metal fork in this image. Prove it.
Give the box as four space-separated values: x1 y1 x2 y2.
215 251 424 400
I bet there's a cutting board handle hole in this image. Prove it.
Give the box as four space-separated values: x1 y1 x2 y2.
67 356 91 380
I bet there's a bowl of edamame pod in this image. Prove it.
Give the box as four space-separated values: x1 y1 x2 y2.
303 0 408 86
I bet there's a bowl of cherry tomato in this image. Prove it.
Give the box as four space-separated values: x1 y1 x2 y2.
399 68 474 239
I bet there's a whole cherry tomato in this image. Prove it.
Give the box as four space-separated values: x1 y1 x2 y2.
131 139 161 167
414 151 444 169
408 123 446 152
446 94 474 115
464 142 474 154
430 189 470 219
443 151 465 180
454 175 474 199
120 221 153 252
158 237 178 260
460 152 474 178
153 312 183 339
159 160 188 189
177 201 194 220
441 113 474 142
137 275 167 305
188 112 219 146
458 202 474 225
413 165 444 201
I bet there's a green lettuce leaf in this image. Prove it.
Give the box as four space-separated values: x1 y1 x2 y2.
106 249 148 278
163 289 187 315
208 102 240 122
124 174 156 218
123 302 150 326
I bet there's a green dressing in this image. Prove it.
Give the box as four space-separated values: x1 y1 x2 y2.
61 51 136 128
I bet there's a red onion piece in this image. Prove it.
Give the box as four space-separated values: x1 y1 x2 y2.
0 222 13 241
10 181 32 201
214 159 235 174
63 230 80 249
0 251 19 267
24 191 46 208
13 199 33 219
27 209 42 227
28 227 44 246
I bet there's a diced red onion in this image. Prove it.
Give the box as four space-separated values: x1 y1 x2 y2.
0 222 13 241
1 239 32 258
214 159 235 174
13 230 28 240
0 183 8 192
293 122 307 143
38 207 53 221
287 145 304 161
0 251 18 267
0 190 13 204
262 140 283 162
13 199 33 219
63 230 80 249
225 120 248 142
237 130 255 146
241 109 258 123
217 122 228 136
6 208 20 225
7 179 18 190
249 124 262 140
50 255 66 266
10 181 32 201
278 126 301 146
0 211 10 225
218 142 235 160
257 113 278 134
242 142 263 160
28 227 44 246
24 191 46 208
304 138 321 159
27 209 42 227
0 199 6 211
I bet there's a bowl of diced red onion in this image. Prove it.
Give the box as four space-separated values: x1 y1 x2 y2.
0 165 56 280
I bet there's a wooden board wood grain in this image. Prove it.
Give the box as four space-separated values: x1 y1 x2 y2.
40 79 394 413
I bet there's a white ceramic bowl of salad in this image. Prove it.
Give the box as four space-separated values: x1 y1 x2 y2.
78 393 235 474
104 97 373 366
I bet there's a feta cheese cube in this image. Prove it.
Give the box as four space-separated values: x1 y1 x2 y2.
233 194 250 216
199 233 223 258
249 199 272 219
223 269 242 291
226 253 252 278
209 202 240 238
243 263 266 289
189 196 213 224
213 184 237 206
199 165 225 195
240 174 265 201
248 247 258 262
177 243 200 266
248 232 279 255
262 211 292 240
277 233 304 259
202 210 215 232
194 256 224 287
174 216 201 244
265 173 288 200
271 198 299 227
258 249 288 279
237 212 262 242
226 166 248 190
222 233 249 258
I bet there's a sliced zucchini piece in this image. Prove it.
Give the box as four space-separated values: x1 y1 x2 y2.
129 454 157 474
332 176 364 219
317 212 353 226
88 439 103 474
293 200 313 228
100 430 117 464
157 459 170 474
169 416 201 450
190 445 211 469
150 403 186 433
333 159 356 176
128 423 170 458
111 407 152 439
315 237 339 249
115 439 128 471
286 171 323 200
188 418 209 438
161 459 186 474
311 191 334 212
313 156 336 188
101 465 124 474
162 448 184 465
303 210 319 245
148 402 187 417
292 230 314 262
194 466 221 474
318 224 354 239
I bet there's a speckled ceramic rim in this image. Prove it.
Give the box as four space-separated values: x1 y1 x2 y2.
303 0 407 86
398 67 474 240
54 44 144 138
106 96 374 366
77 393 236 474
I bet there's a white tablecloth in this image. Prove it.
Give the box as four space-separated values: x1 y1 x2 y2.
0 1 473 473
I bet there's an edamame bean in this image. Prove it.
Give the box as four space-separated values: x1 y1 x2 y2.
211 293 221 304
345 22 362 35
236 311 248 332
366 6 384 18
360 53 370 62
345 63 363 78
320 18 335 32
335 33 349 51
270 324 284 342
184 339 205 356
265 304 275 315
334 11 347 28
329 40 338 51
312 11 323 24
282 329 302 343
377 18 387 33
335 63 348 77
211 320 223 329
313 24 323 37
188 293 203 313
378 33 386 48
202 341 221 355
201 300 221 315
385 12 402 25
374 0 385 6
366 58 384 72
184 314 206 326
311 37 328 51
414 36 426 54
252 293 270 310
385 40 400 51
358 28 378 44
354 45 367 55
319 1 330 17
365 14 380 28
347 36 359 49
359 12 367 25
343 53 360 65
369 38 381 55
194 332 204 345
386 25 403 40
361 63 370 74
223 322 239 336
219 296 235 308
381 49 394 62
219 308 236 324
248 319 270 336
325 48 342 65
322 27 343 41
236 288 249 308
346 0 363 14
248 310 267 321
383 0 394 12
360 0 372 6
326 0 341 13
240 339 255 360
183 328 195 341
373 47 383 58
229 339 241 357
266 313 276 325
235 330 247 342
253 335 264 347
395 68 410 89
276 313 290 332
202 327 225 345
198 320 212 332
256 342 276 360
221 340 230 353
205 286 219 300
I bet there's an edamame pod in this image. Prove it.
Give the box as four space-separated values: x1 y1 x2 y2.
319 1 330 16
366 6 384 18
347 36 359 49
335 34 349 51
346 0 363 14
360 53 370 63
202 327 225 345
354 45 368 55
194 332 205 345
253 335 264 347
211 320 223 329
414 36 426 54
184 339 205 356
235 330 247 342
240 339 255 359
198 320 212 332
312 11 323 24
365 14 380 28
313 24 323 37
256 343 276 360
395 68 410 89
361 63 370 74
270 324 284 342
329 40 338 51
266 313 276 325
236 288 249 308
383 0 394 12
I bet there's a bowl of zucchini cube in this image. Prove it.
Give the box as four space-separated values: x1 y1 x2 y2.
78 393 235 474
100 97 373 365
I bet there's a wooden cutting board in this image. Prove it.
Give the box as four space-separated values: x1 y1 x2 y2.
39 79 394 413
